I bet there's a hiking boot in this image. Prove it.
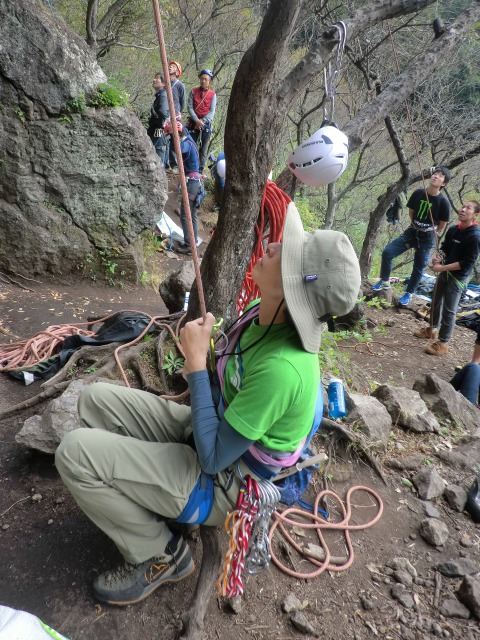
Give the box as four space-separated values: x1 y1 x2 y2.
413 326 438 339
93 534 194 606
176 244 192 255
425 340 449 356
398 292 412 306
371 280 390 292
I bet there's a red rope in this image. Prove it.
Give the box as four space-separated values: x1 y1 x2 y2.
236 181 291 313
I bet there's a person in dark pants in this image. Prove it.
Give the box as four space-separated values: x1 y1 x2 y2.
187 69 217 174
372 167 451 306
164 121 203 255
146 73 169 165
414 200 480 355
450 329 480 406
165 60 186 172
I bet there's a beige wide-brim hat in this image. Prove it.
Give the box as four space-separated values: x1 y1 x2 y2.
281 202 361 353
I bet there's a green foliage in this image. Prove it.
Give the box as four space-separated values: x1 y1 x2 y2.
162 351 185 376
358 295 392 310
66 95 87 113
14 106 26 122
87 82 130 108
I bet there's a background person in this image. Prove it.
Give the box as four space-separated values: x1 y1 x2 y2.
449 328 480 406
146 73 169 165
165 60 186 173
167 122 203 255
187 69 217 174
414 200 480 355
54 203 360 607
371 167 451 306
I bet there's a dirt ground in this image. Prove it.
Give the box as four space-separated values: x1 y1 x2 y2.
1 193 480 639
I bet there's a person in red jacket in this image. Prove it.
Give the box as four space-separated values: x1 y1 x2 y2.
187 69 217 173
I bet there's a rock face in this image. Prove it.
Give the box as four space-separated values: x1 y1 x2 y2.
0 0 166 279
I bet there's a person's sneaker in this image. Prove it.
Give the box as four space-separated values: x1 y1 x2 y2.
93 534 194 606
176 244 192 255
371 280 390 291
171 167 179 175
425 340 449 356
398 292 412 306
413 326 438 339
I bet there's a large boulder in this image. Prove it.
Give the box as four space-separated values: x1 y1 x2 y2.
372 384 440 433
0 0 166 279
413 373 479 432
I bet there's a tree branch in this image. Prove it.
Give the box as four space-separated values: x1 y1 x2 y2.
344 2 480 151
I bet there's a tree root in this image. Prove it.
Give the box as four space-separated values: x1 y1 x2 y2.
179 526 223 640
320 416 387 485
0 381 70 421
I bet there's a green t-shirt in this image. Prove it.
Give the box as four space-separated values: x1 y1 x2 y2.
223 319 319 451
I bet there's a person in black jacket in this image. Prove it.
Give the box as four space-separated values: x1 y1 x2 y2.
449 329 480 406
372 168 451 306
146 73 169 165
414 199 480 355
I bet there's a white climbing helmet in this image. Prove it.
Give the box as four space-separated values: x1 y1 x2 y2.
216 158 226 179
287 125 349 187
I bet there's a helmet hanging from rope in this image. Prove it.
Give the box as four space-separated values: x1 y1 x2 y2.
288 22 349 187
287 125 348 187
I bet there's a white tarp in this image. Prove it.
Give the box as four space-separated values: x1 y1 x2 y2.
0 606 70 640
156 212 202 245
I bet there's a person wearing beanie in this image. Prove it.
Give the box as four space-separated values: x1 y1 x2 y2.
414 199 480 355
55 202 360 606
372 167 451 306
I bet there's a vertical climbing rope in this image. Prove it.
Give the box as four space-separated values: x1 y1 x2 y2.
151 0 207 319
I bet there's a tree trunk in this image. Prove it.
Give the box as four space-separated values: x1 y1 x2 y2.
324 183 337 229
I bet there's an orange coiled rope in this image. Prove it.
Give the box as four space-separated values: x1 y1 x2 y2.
269 486 383 578
236 180 291 313
0 325 95 372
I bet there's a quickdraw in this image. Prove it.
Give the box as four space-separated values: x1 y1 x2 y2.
217 475 260 597
218 474 282 597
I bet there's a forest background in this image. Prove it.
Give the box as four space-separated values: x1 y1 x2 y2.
51 0 480 312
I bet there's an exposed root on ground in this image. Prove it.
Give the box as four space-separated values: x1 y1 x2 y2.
320 416 387 485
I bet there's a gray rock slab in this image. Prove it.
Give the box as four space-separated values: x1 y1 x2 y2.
440 598 471 619
345 393 392 448
159 261 197 314
16 378 124 453
413 373 480 433
437 559 480 578
373 384 440 433
419 518 449 547
412 468 446 500
457 575 480 619
444 484 468 512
